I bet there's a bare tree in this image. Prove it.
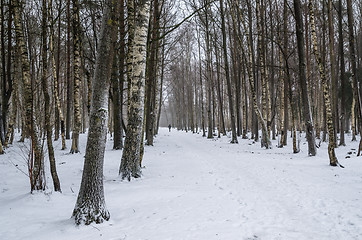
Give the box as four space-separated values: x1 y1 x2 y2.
72 0 119 225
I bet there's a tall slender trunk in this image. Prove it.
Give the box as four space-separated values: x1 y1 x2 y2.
50 0 66 150
293 0 317 156
42 0 61 192
72 0 119 225
338 0 346 146
119 0 151 180
230 0 270 148
213 27 226 136
112 0 125 150
70 0 81 153
54 0 61 141
156 34 165 134
197 25 205 137
346 0 362 155
14 0 45 191
309 0 338 166
66 0 71 139
327 0 338 145
219 0 237 143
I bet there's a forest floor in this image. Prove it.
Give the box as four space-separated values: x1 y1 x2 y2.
1 128 362 240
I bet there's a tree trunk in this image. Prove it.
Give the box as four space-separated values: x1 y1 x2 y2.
119 0 151 181
49 0 66 150
293 0 317 156
112 51 123 149
309 0 338 166
66 0 71 140
197 25 206 137
72 0 119 225
219 0 237 143
346 0 362 155
229 1 270 148
337 0 346 146
14 0 45 191
112 0 125 150
70 0 81 154
42 0 61 192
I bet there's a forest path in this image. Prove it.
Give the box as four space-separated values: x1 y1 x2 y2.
1 128 362 240
123 128 362 240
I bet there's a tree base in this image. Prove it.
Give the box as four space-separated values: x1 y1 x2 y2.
73 205 110 225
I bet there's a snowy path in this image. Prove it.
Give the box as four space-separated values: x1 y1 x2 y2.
1 128 362 240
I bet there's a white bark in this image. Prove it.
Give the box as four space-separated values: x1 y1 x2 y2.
119 0 151 180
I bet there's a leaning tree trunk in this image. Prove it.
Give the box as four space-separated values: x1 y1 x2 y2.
70 0 81 153
309 0 339 166
14 0 45 191
293 0 317 156
119 0 151 181
72 0 119 225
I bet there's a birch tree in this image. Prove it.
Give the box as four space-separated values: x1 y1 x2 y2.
119 0 151 180
14 0 45 191
309 0 339 166
70 0 81 153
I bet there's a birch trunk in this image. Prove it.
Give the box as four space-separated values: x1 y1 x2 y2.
14 0 45 191
70 0 81 153
119 0 151 181
309 0 338 166
72 0 119 225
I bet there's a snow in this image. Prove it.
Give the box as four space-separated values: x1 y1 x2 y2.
1 128 362 240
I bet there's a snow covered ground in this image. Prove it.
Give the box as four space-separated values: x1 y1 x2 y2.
1 128 362 240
